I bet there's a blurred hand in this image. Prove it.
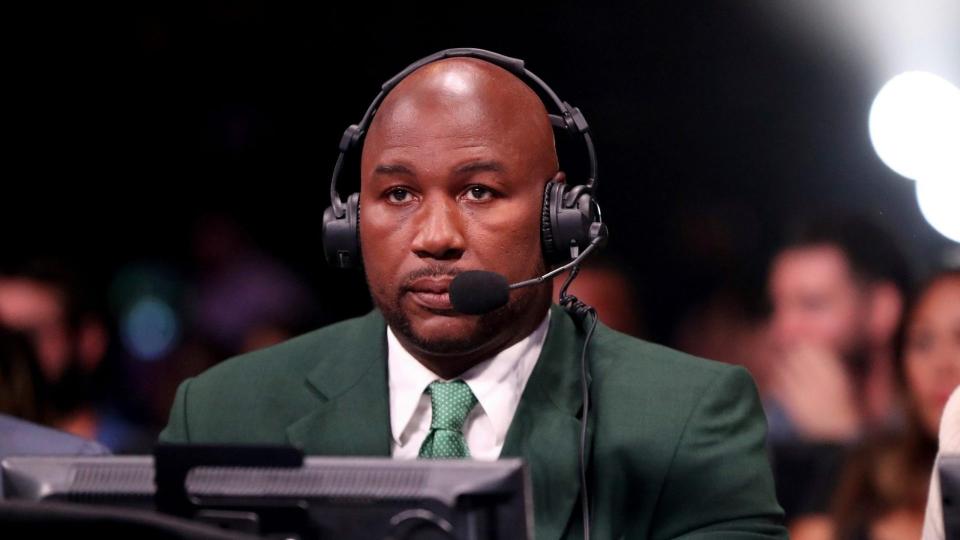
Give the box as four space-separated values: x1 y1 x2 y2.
770 344 862 442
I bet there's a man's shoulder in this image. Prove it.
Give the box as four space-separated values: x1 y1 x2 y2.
160 310 387 443
584 319 760 434
588 328 784 538
187 310 385 394
591 321 747 392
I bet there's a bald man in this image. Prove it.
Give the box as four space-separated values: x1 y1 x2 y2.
161 55 786 539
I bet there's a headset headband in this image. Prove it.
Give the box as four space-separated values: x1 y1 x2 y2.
328 47 598 219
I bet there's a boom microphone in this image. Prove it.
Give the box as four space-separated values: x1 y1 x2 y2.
448 226 608 315
448 271 510 315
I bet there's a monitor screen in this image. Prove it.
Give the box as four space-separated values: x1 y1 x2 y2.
1 455 532 539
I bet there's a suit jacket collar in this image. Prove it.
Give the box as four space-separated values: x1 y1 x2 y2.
502 304 591 540
286 309 392 456
286 305 591 539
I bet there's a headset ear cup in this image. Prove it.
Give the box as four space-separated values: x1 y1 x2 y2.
540 180 556 265
543 180 598 265
322 192 362 269
541 181 559 264
347 192 362 268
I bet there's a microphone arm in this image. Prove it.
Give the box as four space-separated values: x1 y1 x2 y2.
508 234 606 290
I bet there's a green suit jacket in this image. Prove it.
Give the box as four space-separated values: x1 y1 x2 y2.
160 305 786 539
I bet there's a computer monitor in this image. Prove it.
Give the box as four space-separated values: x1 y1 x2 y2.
942 454 959 540
1 453 532 539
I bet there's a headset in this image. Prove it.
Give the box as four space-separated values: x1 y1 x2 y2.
321 47 605 270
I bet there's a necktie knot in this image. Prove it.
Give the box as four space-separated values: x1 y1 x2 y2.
427 380 478 431
418 380 478 459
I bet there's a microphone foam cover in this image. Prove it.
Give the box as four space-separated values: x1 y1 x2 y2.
449 271 510 315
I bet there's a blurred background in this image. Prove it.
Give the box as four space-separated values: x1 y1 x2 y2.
3 2 959 537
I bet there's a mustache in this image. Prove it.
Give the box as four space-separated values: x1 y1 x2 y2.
398 265 464 292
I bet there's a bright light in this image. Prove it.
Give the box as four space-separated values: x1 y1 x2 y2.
916 178 960 243
868 71 960 181
121 296 180 361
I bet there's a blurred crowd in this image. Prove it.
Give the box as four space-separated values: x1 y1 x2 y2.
1 211 958 540
563 214 959 540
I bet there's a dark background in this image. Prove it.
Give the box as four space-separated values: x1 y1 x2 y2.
7 1 952 346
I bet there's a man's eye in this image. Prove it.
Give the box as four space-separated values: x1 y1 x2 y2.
387 188 411 202
464 185 494 201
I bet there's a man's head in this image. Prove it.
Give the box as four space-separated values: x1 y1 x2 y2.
768 215 910 363
358 57 560 375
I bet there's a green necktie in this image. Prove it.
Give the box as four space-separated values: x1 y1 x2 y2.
418 380 478 459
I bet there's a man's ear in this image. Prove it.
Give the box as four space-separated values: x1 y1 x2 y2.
867 282 903 346
551 171 566 184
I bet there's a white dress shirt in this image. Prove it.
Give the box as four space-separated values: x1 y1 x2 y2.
922 385 960 540
387 310 551 461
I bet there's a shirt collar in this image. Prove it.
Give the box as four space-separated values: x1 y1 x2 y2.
386 309 551 447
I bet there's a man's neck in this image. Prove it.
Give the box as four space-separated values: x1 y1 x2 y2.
395 301 551 380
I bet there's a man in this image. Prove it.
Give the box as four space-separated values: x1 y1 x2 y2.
766 216 910 444
764 216 910 525
161 53 785 539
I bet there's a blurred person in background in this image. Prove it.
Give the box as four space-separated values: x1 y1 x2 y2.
132 215 322 429
551 255 646 338
0 325 48 423
188 214 320 355
1 326 109 471
0 259 149 452
765 214 911 522
674 289 776 394
792 269 960 540
767 214 910 443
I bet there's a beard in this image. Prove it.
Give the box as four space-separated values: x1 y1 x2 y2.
369 263 545 357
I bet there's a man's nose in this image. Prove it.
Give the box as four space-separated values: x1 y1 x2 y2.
410 195 466 261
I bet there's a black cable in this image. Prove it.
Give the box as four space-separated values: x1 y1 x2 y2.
558 266 596 540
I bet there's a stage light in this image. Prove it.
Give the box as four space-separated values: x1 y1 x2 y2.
868 71 960 182
916 178 960 243
121 296 180 361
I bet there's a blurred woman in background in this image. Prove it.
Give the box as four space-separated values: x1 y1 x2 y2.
829 269 960 540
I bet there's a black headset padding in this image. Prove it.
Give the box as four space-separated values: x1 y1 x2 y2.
322 192 361 268
543 181 601 265
541 182 559 263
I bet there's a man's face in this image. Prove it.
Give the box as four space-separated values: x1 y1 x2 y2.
358 63 555 360
768 245 870 358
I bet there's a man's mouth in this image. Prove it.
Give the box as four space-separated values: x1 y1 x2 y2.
406 277 455 311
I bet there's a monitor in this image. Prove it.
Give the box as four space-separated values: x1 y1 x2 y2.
1 453 532 539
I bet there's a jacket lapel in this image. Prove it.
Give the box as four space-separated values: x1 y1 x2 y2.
286 310 392 456
285 306 593 538
501 306 593 540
